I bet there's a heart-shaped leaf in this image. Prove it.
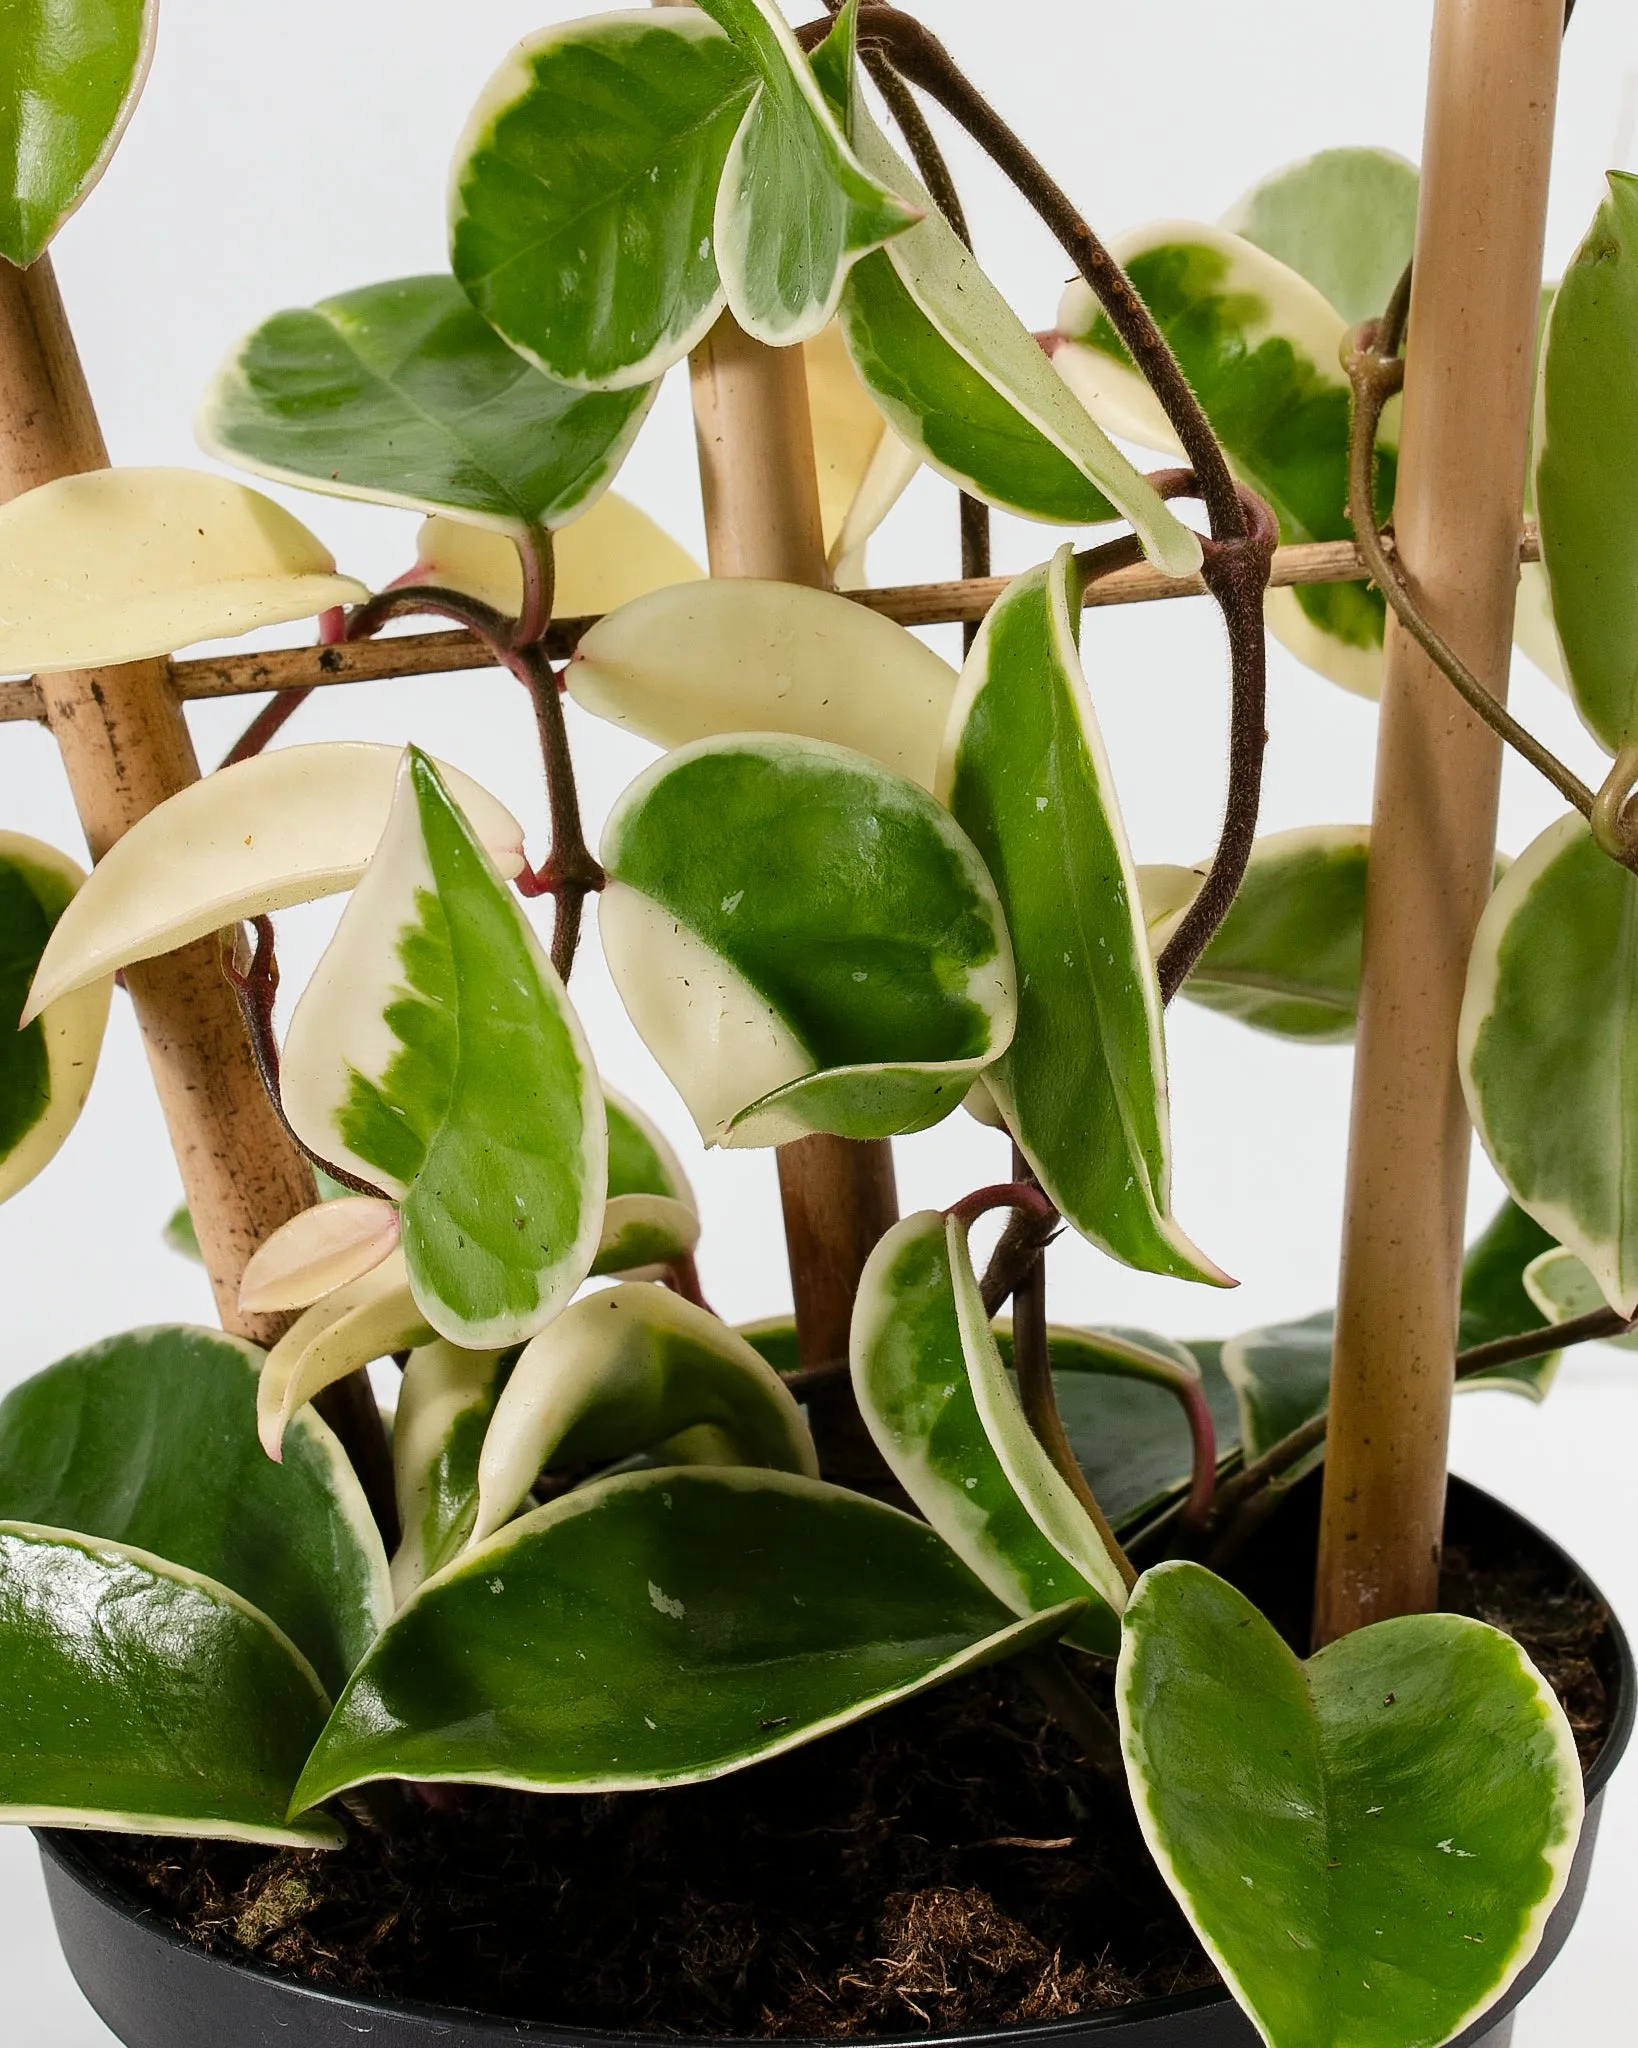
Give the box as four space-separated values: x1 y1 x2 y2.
0 834 110 1205
0 1325 390 1695
941 547 1223 1284
199 275 656 533
852 1210 1127 1657
23 743 524 1020
0 1523 341 1846
414 494 703 621
1119 1561 1583 2048
391 1340 511 1603
292 1464 1079 1809
258 1249 435 1463
1461 815 1638 1315
1055 225 1394 697
450 9 756 390
1524 1246 1638 1351
570 579 957 788
600 735 1015 1147
1536 172 1638 755
0 467 367 674
698 0 917 345
1 0 157 267
1221 146 1419 328
473 1282 818 1544
282 750 606 1347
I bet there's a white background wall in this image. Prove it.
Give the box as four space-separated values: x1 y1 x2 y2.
3 2 1636 2040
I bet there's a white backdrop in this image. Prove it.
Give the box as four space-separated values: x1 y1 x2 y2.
4 3 1637 2041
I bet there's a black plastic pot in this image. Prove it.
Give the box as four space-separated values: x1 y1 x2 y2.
36 1477 1634 2048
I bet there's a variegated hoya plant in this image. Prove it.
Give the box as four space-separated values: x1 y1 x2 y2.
0 5 1626 2045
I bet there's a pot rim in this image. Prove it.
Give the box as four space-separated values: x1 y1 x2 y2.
35 1474 1636 2047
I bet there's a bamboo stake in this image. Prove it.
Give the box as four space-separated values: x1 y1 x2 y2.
1314 0 1561 1643
0 257 395 1531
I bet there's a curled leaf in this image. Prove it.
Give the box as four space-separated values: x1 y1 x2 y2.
258 1248 434 1463
239 1198 403 1317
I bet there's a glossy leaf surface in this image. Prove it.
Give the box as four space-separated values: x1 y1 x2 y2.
414 495 702 620
1221 147 1418 327
1461 816 1638 1314
0 468 365 674
601 735 1014 1147
391 1341 510 1602
570 579 956 787
1120 1562 1582 2048
294 1466 1076 1807
239 1197 402 1316
283 751 605 1346
942 548 1220 1283
1536 172 1638 753
0 834 109 1205
450 10 755 389
0 1325 389 1695
1221 1311 1335 1464
200 276 655 533
0 1523 340 1846
1459 1199 1563 1396
474 1283 816 1542
24 744 523 1019
852 1211 1126 1656
0 0 156 266
257 1249 433 1463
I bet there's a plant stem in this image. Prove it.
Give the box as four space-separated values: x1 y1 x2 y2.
1017 1648 1125 1782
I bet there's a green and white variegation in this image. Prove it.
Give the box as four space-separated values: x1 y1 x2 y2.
472 1281 817 1543
596 1089 700 1277
258 1249 435 1463
852 1210 1127 1656
1460 814 1638 1317
1524 1247 1638 1351
1221 146 1419 328
941 548 1223 1284
600 734 1015 1148
391 1340 511 1602
281 749 606 1347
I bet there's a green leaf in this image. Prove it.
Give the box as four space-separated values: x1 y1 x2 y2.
1221 146 1419 327
1461 815 1638 1315
736 1314 802 1376
391 1340 510 1602
851 1211 1127 1656
942 548 1222 1284
569 578 957 789
1524 1246 1638 1352
0 1523 340 1846
449 10 756 389
199 275 655 534
1055 224 1395 696
1459 1198 1563 1397
1222 1310 1335 1465
607 1089 692 1205
1536 172 1638 754
0 0 156 267
472 1281 818 1543
595 1088 701 1278
282 749 605 1347
292 1465 1079 1808
0 834 110 1206
837 93 1199 572
697 0 916 345
0 1325 390 1698
600 735 1015 1147
1119 1561 1583 2048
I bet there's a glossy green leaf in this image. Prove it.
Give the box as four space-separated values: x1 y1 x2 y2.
473 1282 817 1543
836 82 1199 572
391 1340 510 1603
1461 815 1638 1315
600 735 1015 1148
0 1325 390 1697
0 834 110 1205
1221 147 1418 328
1536 172 1638 753
570 578 957 788
292 1465 1079 1807
736 1314 801 1376
941 547 1222 1284
199 275 655 534
0 0 156 266
1055 225 1395 696
282 749 605 1346
594 1088 700 1277
0 1523 340 1846
1459 1198 1563 1397
449 10 755 389
698 0 916 345
606 1088 693 1206
1119 1561 1583 2048
1524 1246 1638 1351
851 1211 1126 1656
1221 1310 1335 1465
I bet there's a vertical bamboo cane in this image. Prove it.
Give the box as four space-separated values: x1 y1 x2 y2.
0 257 395 1530
1314 0 1562 1643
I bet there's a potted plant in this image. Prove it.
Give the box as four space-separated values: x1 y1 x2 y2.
0 2 1630 2045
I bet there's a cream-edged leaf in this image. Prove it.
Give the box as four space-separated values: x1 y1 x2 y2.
390 1340 510 1602
414 495 702 621
257 1248 434 1462
0 468 366 674
1524 1247 1638 1351
23 744 524 1020
1220 146 1419 328
239 1198 402 1316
